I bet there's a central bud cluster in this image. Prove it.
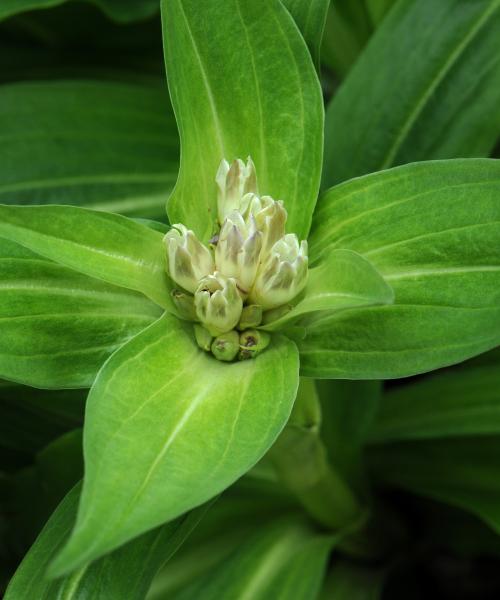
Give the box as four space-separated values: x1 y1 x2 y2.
164 158 308 361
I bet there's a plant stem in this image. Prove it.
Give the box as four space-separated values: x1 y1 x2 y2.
269 379 364 531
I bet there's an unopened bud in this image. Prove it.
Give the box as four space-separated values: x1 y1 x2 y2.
211 330 239 362
245 195 287 253
171 289 197 321
249 235 308 310
239 329 271 360
164 224 214 294
194 324 213 352
237 305 263 330
215 210 262 294
216 157 258 224
194 272 243 336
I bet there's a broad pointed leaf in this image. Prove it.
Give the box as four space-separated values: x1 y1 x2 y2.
0 204 173 310
301 160 500 379
148 478 299 599
262 249 394 331
323 0 500 187
162 0 323 241
281 0 330 69
174 518 334 600
5 484 208 600
50 313 299 574
0 237 160 388
0 81 178 219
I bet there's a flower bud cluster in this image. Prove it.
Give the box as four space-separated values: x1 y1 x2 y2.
164 157 308 361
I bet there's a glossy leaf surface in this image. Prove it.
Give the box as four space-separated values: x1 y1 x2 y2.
5 484 207 600
0 81 177 219
162 0 323 241
301 160 500 379
0 238 160 388
323 0 500 187
51 313 299 574
0 204 173 310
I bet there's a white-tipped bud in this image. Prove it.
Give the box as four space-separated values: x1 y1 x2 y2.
244 194 287 254
215 210 263 294
249 235 308 310
216 157 258 225
164 224 215 294
195 272 243 336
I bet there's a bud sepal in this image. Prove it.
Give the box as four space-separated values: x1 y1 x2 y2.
194 272 243 336
164 224 214 294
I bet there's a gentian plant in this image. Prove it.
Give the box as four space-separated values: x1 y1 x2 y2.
1 0 500 597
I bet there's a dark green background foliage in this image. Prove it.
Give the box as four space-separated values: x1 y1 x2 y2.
1 0 500 598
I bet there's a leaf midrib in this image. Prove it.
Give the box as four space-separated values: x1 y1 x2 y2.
379 0 500 169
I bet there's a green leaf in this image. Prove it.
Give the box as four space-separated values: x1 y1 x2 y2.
162 0 323 241
369 353 500 443
148 478 299 599
0 81 178 219
301 160 500 379
262 249 394 331
50 313 299 575
369 436 500 534
316 380 381 493
0 204 173 310
174 518 334 600
5 484 208 600
0 0 159 23
5 430 84 554
281 0 330 69
323 0 500 187
0 237 161 388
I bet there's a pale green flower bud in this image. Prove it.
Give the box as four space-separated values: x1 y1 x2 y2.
216 157 258 224
194 324 213 352
244 194 287 253
249 235 308 310
171 289 197 321
164 224 214 294
215 210 263 294
237 304 263 330
239 329 271 360
211 330 240 362
194 272 243 336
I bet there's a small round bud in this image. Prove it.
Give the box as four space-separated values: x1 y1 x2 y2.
164 224 214 294
211 330 240 362
238 329 271 360
194 272 243 336
194 324 213 352
237 305 263 330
